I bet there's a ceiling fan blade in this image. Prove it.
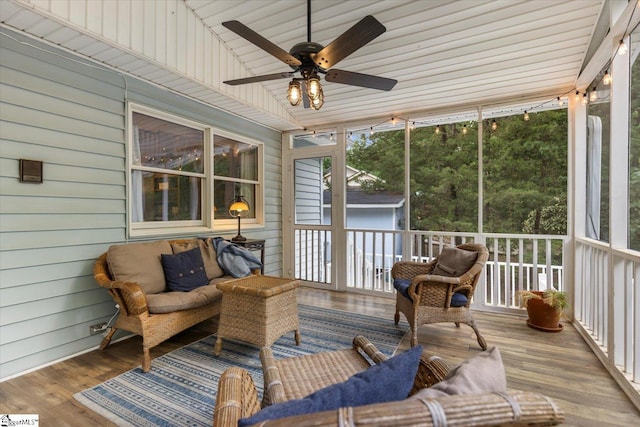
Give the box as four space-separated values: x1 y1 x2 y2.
223 72 294 86
311 15 386 70
222 20 302 67
325 69 397 91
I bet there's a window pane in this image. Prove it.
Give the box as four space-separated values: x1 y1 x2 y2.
214 135 258 181
483 110 568 234
410 121 478 232
346 128 405 230
586 77 610 242
132 112 204 173
630 30 640 250
293 133 336 148
132 171 201 222
293 157 330 225
213 180 256 220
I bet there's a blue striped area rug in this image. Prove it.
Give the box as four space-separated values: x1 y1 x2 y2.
74 304 405 426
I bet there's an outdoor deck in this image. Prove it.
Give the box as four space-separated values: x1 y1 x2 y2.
0 287 638 426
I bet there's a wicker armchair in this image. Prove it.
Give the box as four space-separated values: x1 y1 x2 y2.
213 341 565 427
392 243 489 348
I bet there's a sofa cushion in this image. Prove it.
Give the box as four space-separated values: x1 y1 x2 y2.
161 248 208 292
409 346 506 400
432 246 478 277
107 240 172 294
145 284 222 314
171 238 225 280
238 345 423 426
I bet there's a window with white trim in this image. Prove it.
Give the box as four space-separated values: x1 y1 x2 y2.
129 105 263 236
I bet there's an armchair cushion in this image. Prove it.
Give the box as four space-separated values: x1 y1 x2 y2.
238 345 423 426
106 240 172 294
161 248 208 292
409 346 506 400
433 246 478 277
393 278 412 299
450 292 469 307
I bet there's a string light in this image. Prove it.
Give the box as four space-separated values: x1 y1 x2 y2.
575 91 581 102
582 93 588 105
590 87 598 102
435 125 440 134
370 127 374 135
462 124 468 134
603 70 611 85
491 119 497 130
523 111 530 121
557 96 563 107
618 39 628 55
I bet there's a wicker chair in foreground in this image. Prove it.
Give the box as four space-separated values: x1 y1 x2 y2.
392 243 490 349
213 338 564 427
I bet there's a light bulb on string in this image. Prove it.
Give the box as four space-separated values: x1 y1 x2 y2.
435 125 440 134
491 119 497 131
603 70 611 85
590 87 598 102
462 124 468 135
582 93 588 105
575 90 581 102
524 111 530 121
410 121 415 130
370 127 375 136
618 39 628 56
557 97 563 107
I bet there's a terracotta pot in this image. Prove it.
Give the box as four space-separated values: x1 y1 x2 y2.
525 291 563 332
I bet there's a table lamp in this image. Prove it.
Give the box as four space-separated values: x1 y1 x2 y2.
229 195 250 242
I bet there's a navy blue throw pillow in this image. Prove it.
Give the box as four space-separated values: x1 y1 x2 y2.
393 278 412 300
238 345 423 426
161 247 208 292
451 292 469 307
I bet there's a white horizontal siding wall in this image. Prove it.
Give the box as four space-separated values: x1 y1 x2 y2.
0 28 282 379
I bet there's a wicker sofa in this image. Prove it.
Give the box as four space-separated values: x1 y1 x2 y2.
93 237 259 372
214 337 565 427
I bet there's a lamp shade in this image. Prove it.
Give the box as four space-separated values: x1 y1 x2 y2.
229 196 250 218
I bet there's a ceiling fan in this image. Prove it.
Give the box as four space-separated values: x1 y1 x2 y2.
221 0 397 110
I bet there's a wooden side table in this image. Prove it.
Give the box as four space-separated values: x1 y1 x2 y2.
229 238 265 274
214 275 301 356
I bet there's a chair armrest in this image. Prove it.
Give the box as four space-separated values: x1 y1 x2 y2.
213 367 261 427
352 335 388 364
408 274 460 305
248 390 564 427
259 347 285 406
410 353 452 395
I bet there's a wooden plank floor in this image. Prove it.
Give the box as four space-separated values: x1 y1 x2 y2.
1 287 639 426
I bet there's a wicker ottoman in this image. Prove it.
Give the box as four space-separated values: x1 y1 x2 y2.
214 275 301 356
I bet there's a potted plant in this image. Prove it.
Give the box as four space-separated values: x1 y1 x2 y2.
517 288 568 332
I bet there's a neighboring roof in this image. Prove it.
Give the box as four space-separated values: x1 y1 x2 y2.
323 189 404 207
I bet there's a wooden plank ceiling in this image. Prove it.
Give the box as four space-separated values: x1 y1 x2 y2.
1 0 605 131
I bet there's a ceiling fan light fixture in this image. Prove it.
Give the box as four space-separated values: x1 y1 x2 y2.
307 76 322 100
287 80 302 106
310 88 324 110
